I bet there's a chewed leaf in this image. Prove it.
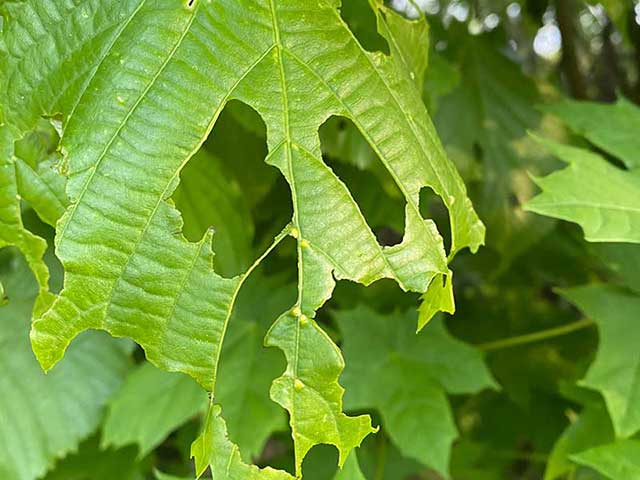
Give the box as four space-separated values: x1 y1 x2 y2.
266 309 376 473
4 0 483 475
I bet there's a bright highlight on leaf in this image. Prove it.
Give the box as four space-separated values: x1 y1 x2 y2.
570 439 640 480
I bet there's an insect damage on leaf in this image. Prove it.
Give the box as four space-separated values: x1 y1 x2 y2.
2 0 483 477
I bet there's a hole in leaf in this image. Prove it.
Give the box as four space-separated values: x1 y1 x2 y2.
339 0 389 55
319 116 405 247
419 186 452 254
172 100 273 278
301 443 339 479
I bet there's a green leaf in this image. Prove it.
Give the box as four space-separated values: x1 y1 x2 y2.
544 98 640 169
7 0 482 475
571 439 640 480
561 285 640 437
592 243 640 294
545 404 615 480
191 405 293 480
11 120 66 228
1 0 143 136
0 127 52 313
102 362 208 457
338 307 496 476
525 139 640 244
0 0 143 311
0 254 131 480
369 0 429 88
417 270 454 330
44 436 143 480
334 452 366 480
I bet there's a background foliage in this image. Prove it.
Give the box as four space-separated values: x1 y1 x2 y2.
1 0 640 479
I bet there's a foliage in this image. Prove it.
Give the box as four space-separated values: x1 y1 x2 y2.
1 1 640 479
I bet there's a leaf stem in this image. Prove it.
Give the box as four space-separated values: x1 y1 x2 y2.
477 318 595 352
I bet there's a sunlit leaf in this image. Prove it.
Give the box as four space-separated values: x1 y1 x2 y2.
3 1 483 475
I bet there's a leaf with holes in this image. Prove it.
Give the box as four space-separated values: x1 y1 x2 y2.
2 0 483 476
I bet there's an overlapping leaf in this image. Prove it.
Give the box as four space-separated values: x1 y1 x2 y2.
102 363 207 457
434 32 556 261
0 0 143 311
545 402 614 480
333 453 366 480
338 307 496 476
545 98 640 169
527 99 640 243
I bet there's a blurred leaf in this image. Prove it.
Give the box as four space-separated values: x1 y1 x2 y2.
204 102 275 209
562 285 640 437
102 363 207 458
435 33 555 262
155 471 193 480
423 52 460 112
215 275 293 459
338 307 496 476
356 433 423 480
44 436 143 480
571 439 640 480
592 243 640 294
